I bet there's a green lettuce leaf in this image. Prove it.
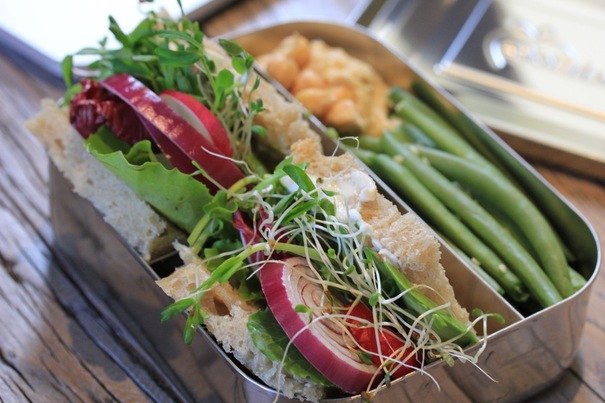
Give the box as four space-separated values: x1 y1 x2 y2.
85 127 212 233
247 308 334 386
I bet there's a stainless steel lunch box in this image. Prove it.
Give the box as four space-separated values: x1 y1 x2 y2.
49 21 601 402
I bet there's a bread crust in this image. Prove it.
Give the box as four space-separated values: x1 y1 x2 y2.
26 100 181 261
290 138 471 324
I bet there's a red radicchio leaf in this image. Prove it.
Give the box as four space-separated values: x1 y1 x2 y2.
69 79 151 144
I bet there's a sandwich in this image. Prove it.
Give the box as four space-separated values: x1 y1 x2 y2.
26 5 483 401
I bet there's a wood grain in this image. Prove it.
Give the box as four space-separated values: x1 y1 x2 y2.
0 0 603 402
0 50 177 403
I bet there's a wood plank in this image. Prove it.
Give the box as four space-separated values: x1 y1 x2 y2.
0 25 178 403
0 210 158 401
532 369 604 403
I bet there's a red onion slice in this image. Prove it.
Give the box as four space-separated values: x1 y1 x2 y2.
100 73 244 189
260 257 378 393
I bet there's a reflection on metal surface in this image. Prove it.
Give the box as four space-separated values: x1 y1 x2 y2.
482 19 578 71
453 0 605 120
363 0 605 179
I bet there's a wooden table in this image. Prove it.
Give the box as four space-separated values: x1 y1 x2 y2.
1 0 603 401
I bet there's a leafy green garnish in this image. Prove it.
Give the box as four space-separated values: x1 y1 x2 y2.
358 351 374 366
159 297 194 323
67 8 264 167
203 238 242 271
282 164 316 196
248 309 334 386
61 55 74 88
154 47 201 67
85 127 211 233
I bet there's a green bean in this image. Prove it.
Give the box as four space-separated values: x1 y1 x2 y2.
348 147 376 167
355 124 436 156
479 200 580 286
391 86 533 213
569 266 588 293
389 121 436 148
380 132 562 307
389 87 492 170
417 146 573 298
410 80 507 169
356 135 383 153
385 126 412 143
368 151 528 302
401 84 586 265
472 192 535 255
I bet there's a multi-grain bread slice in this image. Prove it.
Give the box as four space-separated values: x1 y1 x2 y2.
25 99 181 261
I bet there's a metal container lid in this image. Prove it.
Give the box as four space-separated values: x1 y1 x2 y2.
360 0 605 179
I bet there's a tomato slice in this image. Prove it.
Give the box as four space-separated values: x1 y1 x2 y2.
346 303 419 380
